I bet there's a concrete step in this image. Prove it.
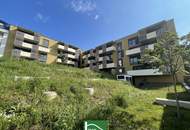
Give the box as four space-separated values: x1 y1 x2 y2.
155 98 190 110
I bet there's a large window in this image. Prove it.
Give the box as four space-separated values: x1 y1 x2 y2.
128 38 138 47
39 54 47 62
129 54 141 65
41 39 49 48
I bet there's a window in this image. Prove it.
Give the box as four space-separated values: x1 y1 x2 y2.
41 39 49 48
156 28 165 37
130 57 139 64
128 39 138 47
129 54 141 65
118 76 124 79
39 54 47 62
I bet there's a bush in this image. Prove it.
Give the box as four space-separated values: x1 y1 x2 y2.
41 104 77 130
111 95 128 109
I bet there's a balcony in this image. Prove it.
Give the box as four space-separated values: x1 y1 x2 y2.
16 31 39 42
57 45 65 50
106 63 116 68
56 58 62 63
20 51 32 58
126 47 141 56
98 57 103 61
67 54 76 59
68 47 76 53
56 58 75 65
66 60 75 65
106 46 116 52
146 31 157 39
126 44 154 56
58 44 65 50
12 49 32 58
99 64 103 69
127 69 163 76
14 40 33 49
99 50 103 54
38 46 50 53
24 33 34 40
82 55 87 59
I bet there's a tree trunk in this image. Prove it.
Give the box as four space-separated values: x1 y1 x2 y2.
172 74 180 119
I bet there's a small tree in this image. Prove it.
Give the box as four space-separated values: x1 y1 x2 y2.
141 32 190 119
181 33 190 79
59 52 66 63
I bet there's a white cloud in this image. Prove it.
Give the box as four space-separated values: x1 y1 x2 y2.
94 14 99 20
71 0 96 13
35 13 50 23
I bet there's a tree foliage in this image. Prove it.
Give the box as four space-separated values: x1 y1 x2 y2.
142 32 189 75
141 32 190 119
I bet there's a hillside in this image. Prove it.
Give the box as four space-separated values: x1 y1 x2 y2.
0 58 190 130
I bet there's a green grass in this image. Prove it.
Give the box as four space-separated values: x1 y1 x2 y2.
0 58 190 130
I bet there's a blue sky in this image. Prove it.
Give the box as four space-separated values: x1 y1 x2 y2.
0 0 190 50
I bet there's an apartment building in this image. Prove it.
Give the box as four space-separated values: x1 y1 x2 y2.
1 18 184 86
2 23 80 67
117 19 179 86
82 19 184 86
0 20 9 57
82 41 116 73
56 41 81 66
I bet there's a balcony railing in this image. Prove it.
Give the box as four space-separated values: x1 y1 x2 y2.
58 44 65 50
99 64 103 69
98 57 103 61
38 46 50 53
68 47 76 53
67 54 76 59
106 46 116 52
16 31 39 42
56 58 75 65
66 60 75 65
126 47 141 56
24 33 34 40
14 40 33 49
99 50 103 54
106 63 116 68
12 49 32 58
57 58 62 63
126 44 154 56
146 31 157 39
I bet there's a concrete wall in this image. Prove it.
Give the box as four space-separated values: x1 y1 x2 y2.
133 74 183 87
134 75 173 87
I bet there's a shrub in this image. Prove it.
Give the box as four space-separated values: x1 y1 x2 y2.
111 95 128 109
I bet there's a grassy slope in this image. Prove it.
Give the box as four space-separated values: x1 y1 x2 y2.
0 58 190 130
